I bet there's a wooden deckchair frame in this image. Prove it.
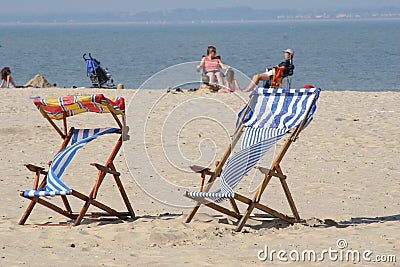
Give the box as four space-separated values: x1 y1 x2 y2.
19 101 135 226
185 91 317 232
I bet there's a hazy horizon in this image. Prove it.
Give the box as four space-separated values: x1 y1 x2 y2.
1 0 400 15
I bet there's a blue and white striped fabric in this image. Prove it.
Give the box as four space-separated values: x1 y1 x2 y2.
187 88 320 202
71 127 119 145
241 128 287 150
240 87 320 130
23 128 120 197
187 129 286 202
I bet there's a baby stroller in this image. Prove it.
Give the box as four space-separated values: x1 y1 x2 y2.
83 53 115 88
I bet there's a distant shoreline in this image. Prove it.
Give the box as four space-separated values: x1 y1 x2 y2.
0 17 399 26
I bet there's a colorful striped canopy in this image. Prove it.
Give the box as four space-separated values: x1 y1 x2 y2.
33 94 125 120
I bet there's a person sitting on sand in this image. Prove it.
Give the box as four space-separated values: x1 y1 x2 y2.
243 48 294 92
196 45 230 86
0 67 16 88
219 69 240 93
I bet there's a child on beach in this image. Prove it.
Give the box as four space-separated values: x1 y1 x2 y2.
0 67 16 88
219 68 240 93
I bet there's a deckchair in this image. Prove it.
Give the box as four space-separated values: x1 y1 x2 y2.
19 94 135 226
185 87 320 231
263 66 289 89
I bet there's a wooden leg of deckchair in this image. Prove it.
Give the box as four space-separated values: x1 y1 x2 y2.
113 174 135 218
229 198 240 214
74 199 92 226
20 196 76 224
236 192 295 223
279 177 300 222
61 196 73 214
90 162 135 219
71 189 97 226
90 199 127 219
72 190 128 225
254 202 296 223
185 170 209 223
35 197 76 219
234 195 295 231
188 196 242 220
109 163 135 218
205 202 242 220
19 172 48 225
235 174 273 232
72 162 113 225
236 202 256 232
186 205 201 223
19 200 37 225
273 164 300 222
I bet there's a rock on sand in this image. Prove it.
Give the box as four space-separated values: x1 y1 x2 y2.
24 74 53 88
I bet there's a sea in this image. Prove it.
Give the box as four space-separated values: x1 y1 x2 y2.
0 20 399 91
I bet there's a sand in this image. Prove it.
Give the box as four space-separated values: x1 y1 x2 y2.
0 87 398 266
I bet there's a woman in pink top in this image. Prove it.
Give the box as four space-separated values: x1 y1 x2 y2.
196 45 230 86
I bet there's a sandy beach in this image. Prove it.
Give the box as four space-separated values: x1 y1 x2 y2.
0 87 398 266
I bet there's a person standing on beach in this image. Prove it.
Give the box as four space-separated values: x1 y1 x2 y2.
243 49 294 92
196 45 230 86
0 67 16 88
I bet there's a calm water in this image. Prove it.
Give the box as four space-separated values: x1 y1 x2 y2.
0 20 399 91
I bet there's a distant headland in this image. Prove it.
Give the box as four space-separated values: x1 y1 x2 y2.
0 6 399 25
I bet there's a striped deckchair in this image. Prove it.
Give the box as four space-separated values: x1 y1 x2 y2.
19 94 135 226
185 87 321 231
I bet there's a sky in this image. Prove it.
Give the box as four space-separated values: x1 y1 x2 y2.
1 0 400 15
